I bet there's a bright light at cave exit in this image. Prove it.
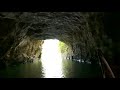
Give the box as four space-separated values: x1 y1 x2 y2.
41 39 63 78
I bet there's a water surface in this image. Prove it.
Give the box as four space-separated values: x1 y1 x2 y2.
0 60 102 78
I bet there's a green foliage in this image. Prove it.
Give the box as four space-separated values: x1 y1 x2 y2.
58 41 68 53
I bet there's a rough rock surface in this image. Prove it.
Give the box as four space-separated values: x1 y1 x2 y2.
0 12 113 66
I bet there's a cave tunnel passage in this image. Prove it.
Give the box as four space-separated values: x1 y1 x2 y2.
0 12 105 78
41 39 63 78
0 38 103 78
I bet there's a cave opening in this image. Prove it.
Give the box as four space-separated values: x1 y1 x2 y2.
41 39 63 78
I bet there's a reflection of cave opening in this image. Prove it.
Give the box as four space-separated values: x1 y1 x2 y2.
41 39 63 78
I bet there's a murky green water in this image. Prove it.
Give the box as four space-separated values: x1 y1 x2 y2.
0 60 103 78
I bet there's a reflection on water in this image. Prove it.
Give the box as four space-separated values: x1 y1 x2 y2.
0 60 102 78
0 60 43 78
62 60 102 78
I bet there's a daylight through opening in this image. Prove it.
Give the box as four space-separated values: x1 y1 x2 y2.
41 39 63 78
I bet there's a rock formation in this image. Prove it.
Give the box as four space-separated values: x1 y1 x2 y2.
0 12 117 67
